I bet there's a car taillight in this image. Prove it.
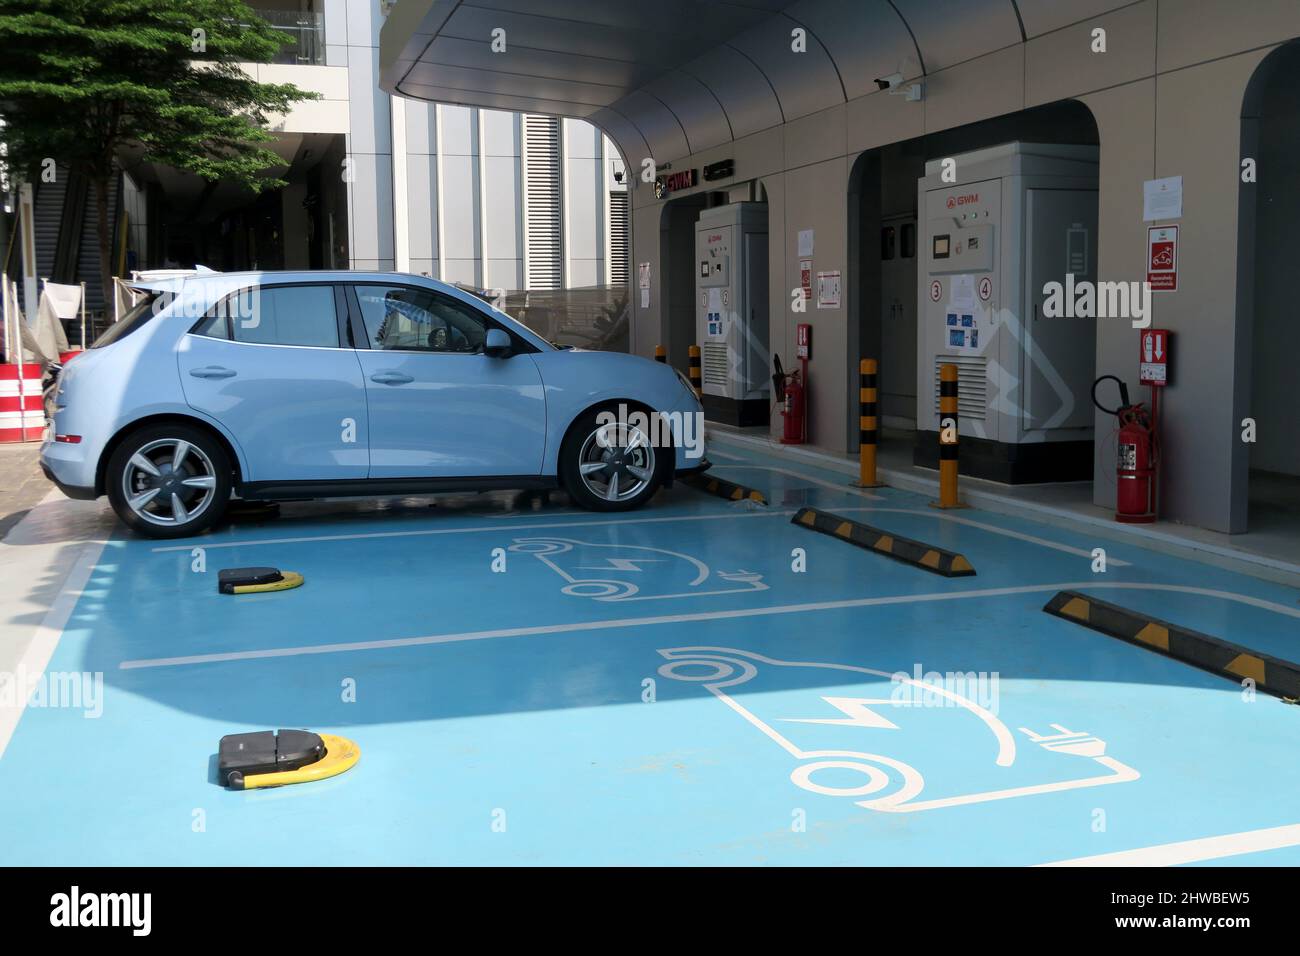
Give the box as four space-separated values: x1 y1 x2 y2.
55 434 81 444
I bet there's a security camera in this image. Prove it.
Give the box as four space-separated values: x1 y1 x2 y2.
875 73 904 91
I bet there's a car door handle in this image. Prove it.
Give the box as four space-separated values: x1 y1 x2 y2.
369 371 414 385
189 366 237 380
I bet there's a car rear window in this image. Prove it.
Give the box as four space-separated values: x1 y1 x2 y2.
199 285 340 348
90 293 161 348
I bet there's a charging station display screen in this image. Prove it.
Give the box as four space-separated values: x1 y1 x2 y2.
933 235 950 259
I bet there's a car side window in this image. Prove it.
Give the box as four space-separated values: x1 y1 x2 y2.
190 308 230 340
209 285 340 348
354 285 489 354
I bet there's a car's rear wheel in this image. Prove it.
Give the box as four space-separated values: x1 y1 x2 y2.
106 424 232 538
560 405 665 512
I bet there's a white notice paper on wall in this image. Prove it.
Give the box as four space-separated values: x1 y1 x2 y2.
950 274 977 312
1143 176 1183 221
798 229 814 257
640 288 649 308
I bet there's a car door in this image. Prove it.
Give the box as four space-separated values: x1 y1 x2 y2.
177 282 369 481
348 282 546 478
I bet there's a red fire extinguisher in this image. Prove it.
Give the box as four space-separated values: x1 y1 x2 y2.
1093 375 1157 523
773 355 805 444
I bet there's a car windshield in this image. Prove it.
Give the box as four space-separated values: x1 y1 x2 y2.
90 293 161 348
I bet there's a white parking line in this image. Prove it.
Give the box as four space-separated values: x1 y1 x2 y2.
151 510 792 552
711 460 1126 565
1038 823 1300 866
156 463 1129 569
835 507 1131 566
0 540 106 759
117 580 1300 670
712 464 885 501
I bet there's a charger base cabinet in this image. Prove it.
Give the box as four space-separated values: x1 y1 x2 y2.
913 142 1099 483
695 202 769 427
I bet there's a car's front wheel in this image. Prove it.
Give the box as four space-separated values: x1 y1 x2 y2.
560 405 665 512
106 424 232 538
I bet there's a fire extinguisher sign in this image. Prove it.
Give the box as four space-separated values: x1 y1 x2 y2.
1139 329 1170 386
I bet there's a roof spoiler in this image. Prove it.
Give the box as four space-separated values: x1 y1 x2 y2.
126 265 220 292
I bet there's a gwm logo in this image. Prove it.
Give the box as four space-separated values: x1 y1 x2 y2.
946 194 979 209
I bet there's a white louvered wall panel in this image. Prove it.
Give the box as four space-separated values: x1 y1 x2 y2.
522 114 562 290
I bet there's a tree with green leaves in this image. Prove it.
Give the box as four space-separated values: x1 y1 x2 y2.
0 0 318 300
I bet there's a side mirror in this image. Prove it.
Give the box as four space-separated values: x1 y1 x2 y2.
484 328 511 357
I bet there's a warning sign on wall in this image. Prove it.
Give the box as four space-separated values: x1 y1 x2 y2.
1146 226 1178 291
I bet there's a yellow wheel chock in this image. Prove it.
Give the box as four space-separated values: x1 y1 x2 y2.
218 567 304 594
219 729 360 790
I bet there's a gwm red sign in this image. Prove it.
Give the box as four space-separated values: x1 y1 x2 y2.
655 169 698 197
946 193 979 209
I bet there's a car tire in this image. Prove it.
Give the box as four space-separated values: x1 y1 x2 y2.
559 404 666 512
106 424 232 539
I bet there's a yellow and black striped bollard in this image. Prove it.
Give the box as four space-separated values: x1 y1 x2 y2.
654 345 666 363
688 345 702 401
855 358 884 488
933 363 964 509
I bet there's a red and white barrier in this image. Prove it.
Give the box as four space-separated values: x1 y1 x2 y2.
0 363 46 443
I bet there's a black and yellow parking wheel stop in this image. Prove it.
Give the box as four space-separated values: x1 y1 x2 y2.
1044 590 1300 699
218 566 304 594
682 473 766 505
219 729 360 790
791 506 975 577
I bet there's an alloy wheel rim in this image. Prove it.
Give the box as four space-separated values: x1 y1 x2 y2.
121 438 218 526
578 423 656 503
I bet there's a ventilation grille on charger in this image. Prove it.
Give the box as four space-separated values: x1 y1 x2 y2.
932 355 988 419
702 343 729 388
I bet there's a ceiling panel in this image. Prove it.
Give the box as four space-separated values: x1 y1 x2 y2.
463 0 772 36
680 45 785 140
611 89 692 161
397 81 601 118
1015 0 1133 38
643 71 734 153
586 106 653 168
890 0 1023 72
402 61 621 108
440 6 698 66
422 35 661 88
788 0 922 99
727 14 845 121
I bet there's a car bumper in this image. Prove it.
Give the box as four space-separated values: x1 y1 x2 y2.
675 457 712 478
40 436 99 500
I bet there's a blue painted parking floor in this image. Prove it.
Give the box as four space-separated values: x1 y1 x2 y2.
2 437 1299 865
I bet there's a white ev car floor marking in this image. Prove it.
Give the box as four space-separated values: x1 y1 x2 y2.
117 580 1300 670
656 647 1139 814
1038 823 1300 867
507 536 768 601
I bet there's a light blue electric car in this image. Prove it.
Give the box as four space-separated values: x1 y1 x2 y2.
41 271 707 538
